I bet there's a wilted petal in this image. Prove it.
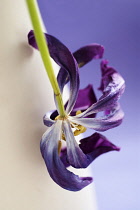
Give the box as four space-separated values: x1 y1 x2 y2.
60 148 70 168
57 44 104 99
28 30 79 114
99 60 118 91
73 44 104 67
43 111 55 127
74 61 125 118
40 120 92 191
79 132 120 161
51 84 97 118
70 85 97 118
49 85 97 120
57 68 69 94
50 110 59 120
60 132 119 168
69 106 124 131
63 120 90 168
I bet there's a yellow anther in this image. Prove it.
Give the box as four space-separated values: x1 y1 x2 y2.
80 126 87 133
74 129 81 136
74 125 87 136
61 133 66 141
58 140 62 154
71 124 74 128
76 110 82 115
78 62 85 68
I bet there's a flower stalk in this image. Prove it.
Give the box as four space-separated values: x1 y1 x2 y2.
26 0 66 117
27 0 125 191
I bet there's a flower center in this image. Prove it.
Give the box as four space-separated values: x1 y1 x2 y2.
71 110 87 136
56 110 87 141
55 115 68 121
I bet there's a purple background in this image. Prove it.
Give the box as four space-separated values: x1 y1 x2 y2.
38 0 140 209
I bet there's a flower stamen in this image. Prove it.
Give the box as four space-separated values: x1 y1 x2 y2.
74 125 87 136
58 140 62 154
61 132 66 140
76 110 82 115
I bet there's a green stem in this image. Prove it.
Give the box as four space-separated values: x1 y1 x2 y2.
26 0 66 117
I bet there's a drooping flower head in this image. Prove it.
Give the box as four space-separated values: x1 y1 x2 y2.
28 30 125 191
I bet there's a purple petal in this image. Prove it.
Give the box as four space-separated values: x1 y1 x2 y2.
57 68 69 94
73 44 104 67
69 105 124 131
79 132 120 160
60 132 119 168
63 120 90 168
70 85 97 118
60 148 70 168
99 60 118 91
51 84 97 119
57 44 104 102
50 110 59 120
43 111 55 127
40 120 92 191
74 60 125 118
28 30 80 114
50 85 97 120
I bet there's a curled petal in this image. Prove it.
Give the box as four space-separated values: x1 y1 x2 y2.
50 110 59 120
99 60 118 91
57 68 69 94
28 30 79 114
40 120 92 191
73 44 104 67
57 44 104 99
74 61 125 118
60 132 119 168
51 84 97 119
63 120 90 168
70 85 97 118
69 106 124 131
43 111 55 127
60 148 70 168
79 132 120 160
